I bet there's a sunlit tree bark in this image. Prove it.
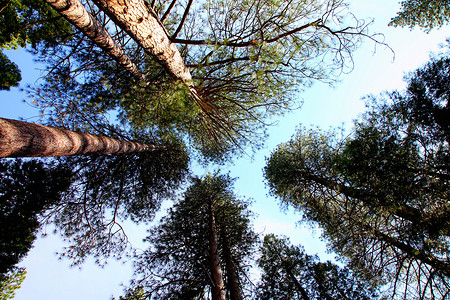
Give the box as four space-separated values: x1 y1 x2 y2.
92 0 192 83
0 118 154 157
45 0 146 81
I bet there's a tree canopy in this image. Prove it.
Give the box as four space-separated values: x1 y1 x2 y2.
0 115 190 265
0 267 27 300
257 234 379 300
0 159 71 275
390 0 450 31
0 0 72 50
127 174 258 299
48 132 190 265
264 55 450 298
4 0 449 298
0 0 73 87
0 52 21 90
25 0 384 160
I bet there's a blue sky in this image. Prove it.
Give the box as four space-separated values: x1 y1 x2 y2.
2 0 449 298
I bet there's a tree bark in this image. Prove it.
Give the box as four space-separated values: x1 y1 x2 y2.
91 0 192 83
221 227 242 300
0 118 154 157
45 0 146 81
207 199 226 300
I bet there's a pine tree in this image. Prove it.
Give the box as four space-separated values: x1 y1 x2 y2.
128 174 258 299
257 234 379 300
264 55 450 298
0 159 71 275
28 0 385 158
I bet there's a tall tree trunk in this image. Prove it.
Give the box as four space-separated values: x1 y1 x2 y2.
268 240 310 300
207 199 226 300
0 118 154 157
91 0 192 84
282 262 310 300
221 227 242 300
45 0 146 81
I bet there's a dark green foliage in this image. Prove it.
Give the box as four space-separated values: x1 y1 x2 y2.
0 0 73 87
390 0 450 31
0 0 73 49
0 159 72 275
0 51 21 90
51 132 190 265
128 174 257 299
264 56 450 298
257 234 379 300
392 56 450 143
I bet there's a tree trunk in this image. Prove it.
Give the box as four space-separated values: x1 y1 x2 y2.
207 199 226 300
282 263 310 300
45 0 146 81
363 223 450 277
303 172 424 225
0 118 154 157
92 0 192 83
304 172 450 238
221 227 242 300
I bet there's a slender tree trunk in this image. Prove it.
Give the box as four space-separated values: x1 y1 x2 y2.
302 172 424 226
45 0 146 81
221 227 242 300
282 263 310 300
0 118 154 157
314 277 334 300
363 223 450 277
306 172 450 238
91 0 192 83
207 199 226 300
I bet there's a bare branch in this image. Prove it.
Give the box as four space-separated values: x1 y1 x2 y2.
160 0 177 24
171 0 193 39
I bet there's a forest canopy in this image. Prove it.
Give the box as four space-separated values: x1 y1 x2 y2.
264 54 450 299
0 0 448 299
19 0 387 160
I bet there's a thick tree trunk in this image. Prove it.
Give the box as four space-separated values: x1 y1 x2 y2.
207 199 226 300
221 228 242 300
0 118 154 157
92 0 192 83
45 0 145 81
